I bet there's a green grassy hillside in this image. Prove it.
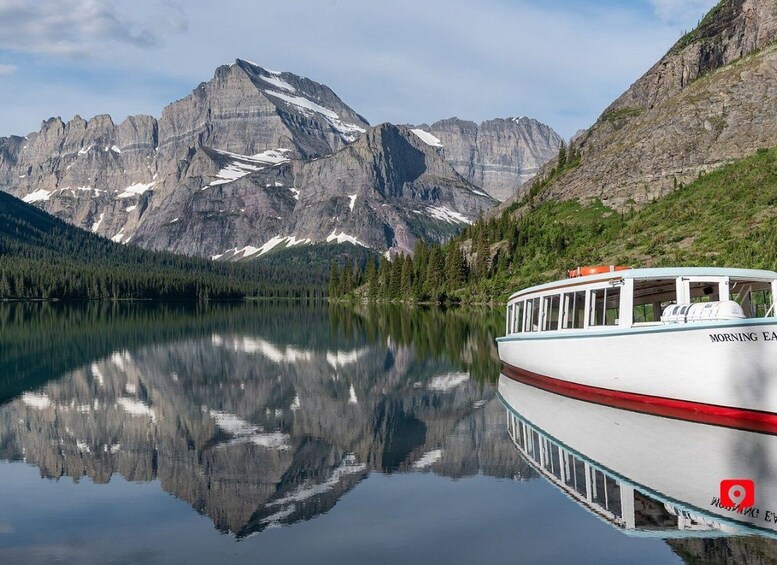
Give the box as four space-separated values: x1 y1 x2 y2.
344 146 777 303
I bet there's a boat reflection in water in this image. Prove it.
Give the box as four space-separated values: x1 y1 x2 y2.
498 373 777 540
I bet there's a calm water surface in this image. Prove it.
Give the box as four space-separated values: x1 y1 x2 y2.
0 302 773 564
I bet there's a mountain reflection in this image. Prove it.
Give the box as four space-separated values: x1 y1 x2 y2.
498 374 777 562
0 302 532 538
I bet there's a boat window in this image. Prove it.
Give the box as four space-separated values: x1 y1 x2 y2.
507 304 513 334
523 298 532 332
633 303 656 323
562 291 586 329
632 279 677 323
688 281 721 303
589 286 621 327
524 299 532 332
529 297 541 332
514 301 524 333
605 288 621 324
731 280 774 318
543 295 560 331
590 290 603 326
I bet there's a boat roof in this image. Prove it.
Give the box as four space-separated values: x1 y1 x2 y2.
508 267 777 301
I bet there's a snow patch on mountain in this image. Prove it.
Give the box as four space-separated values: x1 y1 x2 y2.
426 205 472 224
209 162 262 187
326 230 368 247
410 129 443 148
218 148 292 165
91 211 105 233
117 182 155 199
205 149 292 188
211 235 312 261
21 392 52 410
263 89 366 142
62 186 104 197
116 397 155 420
252 235 310 257
22 189 53 203
258 73 296 93
111 229 126 243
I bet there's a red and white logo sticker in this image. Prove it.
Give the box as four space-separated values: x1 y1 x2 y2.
720 479 755 508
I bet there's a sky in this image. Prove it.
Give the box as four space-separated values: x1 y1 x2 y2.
0 0 718 140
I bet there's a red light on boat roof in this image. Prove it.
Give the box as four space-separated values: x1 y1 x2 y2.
567 265 632 278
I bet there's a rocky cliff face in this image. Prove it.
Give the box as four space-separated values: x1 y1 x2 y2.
498 0 777 212
0 59 505 258
128 122 496 258
412 117 562 202
668 536 777 564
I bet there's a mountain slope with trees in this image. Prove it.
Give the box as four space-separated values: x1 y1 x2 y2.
496 0 777 212
327 0 777 305
0 192 325 299
333 145 777 303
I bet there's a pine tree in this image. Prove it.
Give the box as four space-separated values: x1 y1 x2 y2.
400 255 413 298
389 256 403 298
342 262 355 295
557 140 567 170
425 247 445 298
445 245 467 291
328 261 341 298
365 259 378 299
378 255 391 299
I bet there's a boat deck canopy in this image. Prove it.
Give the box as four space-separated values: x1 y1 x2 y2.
508 268 777 301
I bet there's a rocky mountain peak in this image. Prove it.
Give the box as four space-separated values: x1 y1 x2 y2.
278 122 495 256
493 0 777 213
154 58 369 162
1 59 564 259
607 0 777 114
232 59 370 133
413 116 562 202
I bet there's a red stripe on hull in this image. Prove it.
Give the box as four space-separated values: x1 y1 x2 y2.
501 363 777 435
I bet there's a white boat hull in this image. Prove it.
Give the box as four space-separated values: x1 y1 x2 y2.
497 319 777 418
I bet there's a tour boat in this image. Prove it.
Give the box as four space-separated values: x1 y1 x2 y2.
496 266 777 431
498 376 777 538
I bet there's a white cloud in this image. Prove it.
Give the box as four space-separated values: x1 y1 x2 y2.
0 0 722 139
0 0 186 56
0 63 16 75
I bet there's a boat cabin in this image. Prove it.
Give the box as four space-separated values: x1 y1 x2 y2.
505 267 777 335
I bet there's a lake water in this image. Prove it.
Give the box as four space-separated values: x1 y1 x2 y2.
0 302 774 564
